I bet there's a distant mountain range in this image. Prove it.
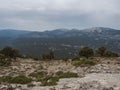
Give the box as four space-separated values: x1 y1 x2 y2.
0 27 120 58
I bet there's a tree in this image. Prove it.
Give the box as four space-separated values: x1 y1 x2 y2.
0 46 19 60
96 46 107 57
79 47 94 58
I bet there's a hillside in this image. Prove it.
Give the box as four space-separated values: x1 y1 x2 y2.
0 57 120 90
0 27 120 58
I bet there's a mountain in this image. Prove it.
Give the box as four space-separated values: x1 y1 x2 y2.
0 29 31 37
0 29 31 48
0 27 120 58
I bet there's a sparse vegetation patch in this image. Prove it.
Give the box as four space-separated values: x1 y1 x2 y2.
0 75 32 84
72 58 97 67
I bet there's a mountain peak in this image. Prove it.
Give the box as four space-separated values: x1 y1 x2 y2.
83 27 116 32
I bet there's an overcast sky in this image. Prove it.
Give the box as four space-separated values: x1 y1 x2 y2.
0 0 120 31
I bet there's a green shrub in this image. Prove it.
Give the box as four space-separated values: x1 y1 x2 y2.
0 76 32 84
41 72 78 86
96 46 107 57
10 75 32 84
96 46 119 57
0 54 11 66
0 59 11 66
0 46 20 60
58 72 78 78
29 71 47 81
72 57 80 61
73 59 96 67
56 71 64 76
0 76 12 83
105 51 119 57
41 76 59 86
79 47 94 58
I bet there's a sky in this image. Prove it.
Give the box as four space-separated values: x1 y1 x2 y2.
0 0 120 31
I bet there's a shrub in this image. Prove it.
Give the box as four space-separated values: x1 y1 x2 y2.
42 51 54 60
96 47 119 57
96 46 107 57
40 72 78 86
79 47 94 58
29 71 47 81
0 59 11 66
56 71 64 76
58 72 78 78
0 54 11 66
73 59 96 67
41 76 59 86
105 51 119 57
0 46 20 60
0 76 12 83
0 76 32 84
10 75 32 84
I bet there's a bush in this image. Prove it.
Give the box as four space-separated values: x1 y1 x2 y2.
96 46 107 57
41 76 59 86
42 51 54 60
0 46 20 60
58 72 78 78
96 46 119 57
56 71 64 76
10 75 32 84
0 76 12 83
29 71 47 81
73 59 96 67
0 75 32 84
105 51 119 57
0 54 11 66
40 72 78 86
0 59 11 66
79 47 94 58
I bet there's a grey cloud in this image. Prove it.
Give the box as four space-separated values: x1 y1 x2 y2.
0 0 120 30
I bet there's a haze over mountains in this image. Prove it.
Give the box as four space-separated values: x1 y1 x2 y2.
0 27 120 58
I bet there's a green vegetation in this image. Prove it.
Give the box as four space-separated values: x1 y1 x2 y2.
40 71 78 86
96 46 107 57
105 51 119 57
79 47 94 58
0 53 11 66
0 75 32 84
42 51 54 60
79 46 119 58
0 59 11 66
0 46 21 66
41 76 59 86
56 71 64 76
29 71 47 81
72 58 97 67
57 72 78 78
0 46 20 60
96 46 119 57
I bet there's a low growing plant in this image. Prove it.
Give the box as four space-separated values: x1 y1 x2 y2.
0 75 32 84
73 58 97 67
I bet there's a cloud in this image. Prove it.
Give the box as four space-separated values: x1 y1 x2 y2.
0 0 120 30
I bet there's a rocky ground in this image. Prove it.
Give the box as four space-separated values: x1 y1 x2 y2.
0 57 120 90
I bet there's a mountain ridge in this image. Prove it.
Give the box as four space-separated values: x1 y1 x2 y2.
0 27 120 58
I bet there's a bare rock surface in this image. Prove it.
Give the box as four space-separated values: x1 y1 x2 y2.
0 57 120 90
30 73 120 90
